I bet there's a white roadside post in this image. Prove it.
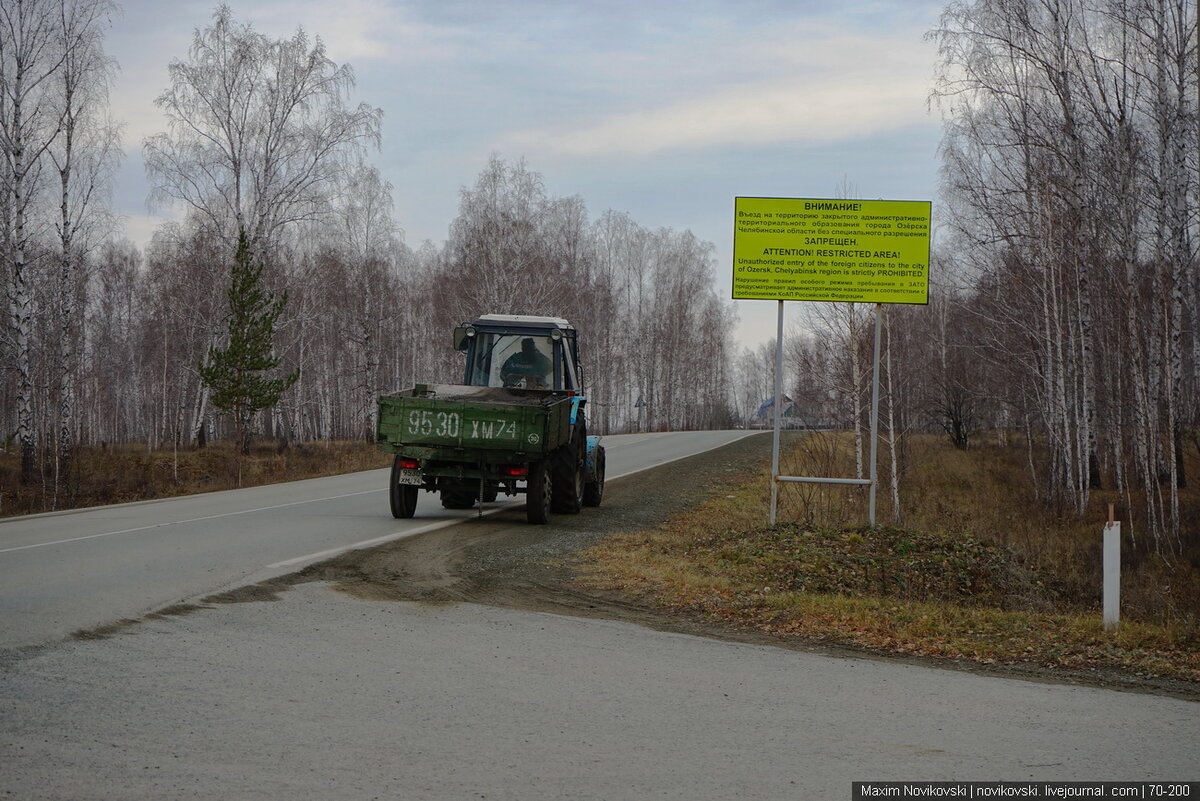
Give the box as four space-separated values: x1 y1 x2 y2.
1103 503 1120 632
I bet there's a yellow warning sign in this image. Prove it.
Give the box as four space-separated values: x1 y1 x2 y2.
732 197 931 304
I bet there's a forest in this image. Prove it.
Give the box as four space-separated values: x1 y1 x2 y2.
1 3 733 503
2 0 1197 554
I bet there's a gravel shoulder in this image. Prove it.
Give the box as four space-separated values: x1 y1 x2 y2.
207 434 1200 702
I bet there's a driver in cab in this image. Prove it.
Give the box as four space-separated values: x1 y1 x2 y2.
501 337 552 389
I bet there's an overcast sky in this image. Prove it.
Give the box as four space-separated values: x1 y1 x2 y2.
105 0 948 349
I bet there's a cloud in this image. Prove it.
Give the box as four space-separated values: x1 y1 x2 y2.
245 0 467 64
106 0 464 150
504 21 936 157
109 77 169 151
513 75 929 156
117 213 177 250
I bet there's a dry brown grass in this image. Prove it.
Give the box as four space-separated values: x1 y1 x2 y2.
777 432 1200 627
0 440 391 517
578 432 1200 684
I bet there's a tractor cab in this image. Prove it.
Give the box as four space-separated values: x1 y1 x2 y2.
454 314 580 392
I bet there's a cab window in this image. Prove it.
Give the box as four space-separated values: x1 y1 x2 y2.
468 334 560 390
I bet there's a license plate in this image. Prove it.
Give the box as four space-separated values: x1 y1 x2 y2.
396 469 423 486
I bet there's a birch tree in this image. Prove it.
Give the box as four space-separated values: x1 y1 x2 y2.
440 155 565 320
144 5 381 257
931 0 1197 546
1 0 67 483
47 0 118 499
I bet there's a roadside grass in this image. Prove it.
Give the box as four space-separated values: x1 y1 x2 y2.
888 433 1200 629
0 440 391 517
577 433 1200 684
775 431 1200 628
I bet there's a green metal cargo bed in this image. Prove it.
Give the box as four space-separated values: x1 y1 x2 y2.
376 383 573 462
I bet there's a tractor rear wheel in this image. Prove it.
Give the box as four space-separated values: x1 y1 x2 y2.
526 460 552 524
551 435 584 514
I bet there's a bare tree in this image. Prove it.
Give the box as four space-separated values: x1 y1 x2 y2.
440 155 565 320
796 302 872 477
1 0 69 483
83 237 138 443
143 5 381 257
931 0 1197 547
47 0 119 501
323 161 402 439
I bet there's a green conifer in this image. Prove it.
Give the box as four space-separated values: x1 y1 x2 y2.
200 229 298 467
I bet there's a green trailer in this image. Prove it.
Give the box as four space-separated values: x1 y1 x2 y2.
376 315 605 524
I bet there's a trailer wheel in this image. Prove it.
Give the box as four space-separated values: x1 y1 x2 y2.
583 445 605 507
551 436 584 514
526 460 552 524
389 457 419 519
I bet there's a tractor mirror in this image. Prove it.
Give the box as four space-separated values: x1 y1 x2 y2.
452 326 474 351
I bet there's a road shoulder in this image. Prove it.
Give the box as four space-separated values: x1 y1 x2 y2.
206 434 1200 703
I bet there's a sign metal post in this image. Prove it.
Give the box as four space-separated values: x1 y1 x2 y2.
770 301 784 525
734 197 930 528
867 303 882 527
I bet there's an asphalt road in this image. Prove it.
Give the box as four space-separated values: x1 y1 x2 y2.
2 430 1197 799
2 584 1197 800
0 430 758 649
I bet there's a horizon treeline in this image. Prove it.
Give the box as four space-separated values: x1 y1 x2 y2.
1 4 734 504
86 153 734 447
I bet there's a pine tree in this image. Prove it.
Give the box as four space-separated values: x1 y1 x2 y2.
200 229 298 473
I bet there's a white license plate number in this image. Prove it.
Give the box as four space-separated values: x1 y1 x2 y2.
396 469 423 486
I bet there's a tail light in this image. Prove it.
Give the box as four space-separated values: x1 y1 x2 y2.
397 457 420 469
501 465 528 477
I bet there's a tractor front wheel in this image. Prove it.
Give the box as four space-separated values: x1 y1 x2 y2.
583 445 605 507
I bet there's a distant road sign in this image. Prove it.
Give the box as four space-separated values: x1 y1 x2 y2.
732 197 931 304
